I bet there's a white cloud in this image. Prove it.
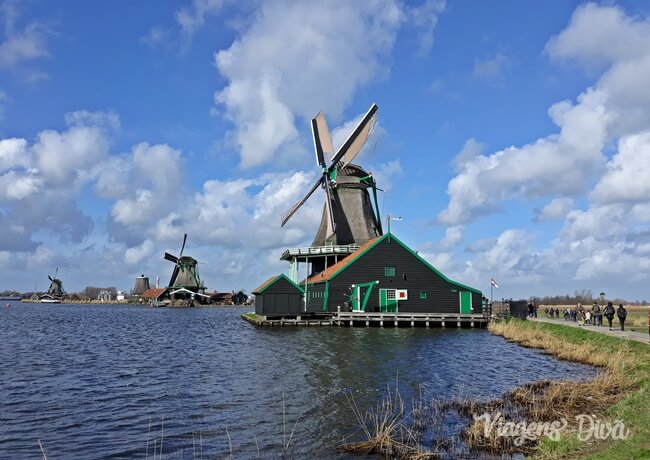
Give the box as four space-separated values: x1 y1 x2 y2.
473 53 510 79
370 160 402 192
124 239 155 265
562 205 626 242
0 111 119 250
440 225 463 249
106 143 184 227
438 3 650 226
407 0 446 56
0 137 28 171
214 0 404 168
0 0 50 69
32 125 111 185
64 110 120 131
452 138 485 172
176 0 228 36
0 169 41 200
153 170 320 250
591 132 650 204
26 245 53 269
545 3 650 68
141 26 167 46
534 197 575 222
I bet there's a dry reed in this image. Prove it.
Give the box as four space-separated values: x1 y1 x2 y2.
341 320 643 458
455 320 640 455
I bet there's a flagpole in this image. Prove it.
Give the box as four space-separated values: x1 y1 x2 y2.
490 280 493 305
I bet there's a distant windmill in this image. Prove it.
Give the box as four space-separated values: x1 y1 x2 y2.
281 103 383 247
164 234 204 291
132 274 150 295
47 268 65 297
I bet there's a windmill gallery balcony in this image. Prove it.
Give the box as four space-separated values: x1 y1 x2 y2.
281 243 360 283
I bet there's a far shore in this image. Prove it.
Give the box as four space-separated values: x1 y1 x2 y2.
17 299 252 307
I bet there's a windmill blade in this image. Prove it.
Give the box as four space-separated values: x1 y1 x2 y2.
48 275 54 281
179 233 188 258
323 181 336 238
328 103 378 171
280 176 325 227
312 112 333 167
164 252 179 263
169 265 180 288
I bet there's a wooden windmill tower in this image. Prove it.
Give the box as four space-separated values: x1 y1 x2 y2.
164 233 206 299
47 268 65 297
280 103 384 277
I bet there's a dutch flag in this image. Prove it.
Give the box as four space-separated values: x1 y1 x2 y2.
491 278 499 289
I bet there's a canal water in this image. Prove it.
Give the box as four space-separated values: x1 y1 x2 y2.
0 304 595 459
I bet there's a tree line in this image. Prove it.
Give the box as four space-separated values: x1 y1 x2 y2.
527 289 647 306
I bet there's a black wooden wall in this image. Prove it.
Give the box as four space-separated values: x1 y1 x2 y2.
309 237 482 314
254 277 303 317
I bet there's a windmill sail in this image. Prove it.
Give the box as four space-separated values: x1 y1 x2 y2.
312 112 334 164
280 103 383 247
165 234 203 290
338 105 377 167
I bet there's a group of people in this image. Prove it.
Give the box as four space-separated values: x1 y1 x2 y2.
558 301 628 331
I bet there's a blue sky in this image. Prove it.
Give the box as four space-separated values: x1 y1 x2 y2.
2 0 650 301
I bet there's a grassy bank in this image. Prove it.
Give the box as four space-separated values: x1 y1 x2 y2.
488 319 649 459
341 319 649 459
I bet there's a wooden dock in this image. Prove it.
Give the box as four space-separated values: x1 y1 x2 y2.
333 312 487 328
242 312 488 328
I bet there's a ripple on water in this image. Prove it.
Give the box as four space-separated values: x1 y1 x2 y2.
0 304 596 459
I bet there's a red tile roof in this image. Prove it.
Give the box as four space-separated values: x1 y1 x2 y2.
253 275 279 294
307 237 380 283
141 288 167 299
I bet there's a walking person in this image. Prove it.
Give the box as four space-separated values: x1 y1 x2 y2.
604 302 615 330
592 302 602 327
617 304 627 331
577 307 585 326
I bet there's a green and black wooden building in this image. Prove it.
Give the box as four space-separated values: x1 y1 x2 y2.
253 274 304 317
254 233 482 317
253 104 482 320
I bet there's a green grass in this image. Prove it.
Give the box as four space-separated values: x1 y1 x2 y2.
498 320 650 459
241 312 263 325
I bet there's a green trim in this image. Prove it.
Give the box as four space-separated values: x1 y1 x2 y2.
379 288 398 312
460 290 472 314
361 281 377 311
350 281 378 311
255 274 305 294
323 281 329 312
325 233 481 294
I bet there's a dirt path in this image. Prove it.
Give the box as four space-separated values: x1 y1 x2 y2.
529 316 650 345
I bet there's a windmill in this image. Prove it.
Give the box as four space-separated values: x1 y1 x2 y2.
47 268 65 297
132 274 150 295
164 233 204 292
281 103 383 248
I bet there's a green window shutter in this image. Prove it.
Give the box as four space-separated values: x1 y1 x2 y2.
384 266 396 277
420 291 427 299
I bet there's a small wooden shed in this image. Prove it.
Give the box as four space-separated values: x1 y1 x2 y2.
253 274 304 317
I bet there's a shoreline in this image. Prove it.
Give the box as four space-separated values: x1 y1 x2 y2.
485 319 649 459
17 299 252 307
340 318 648 458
